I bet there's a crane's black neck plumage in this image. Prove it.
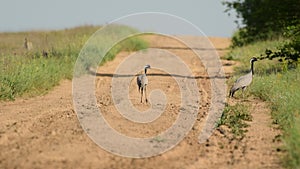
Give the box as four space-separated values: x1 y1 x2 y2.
143 65 150 75
251 61 254 75
250 58 257 75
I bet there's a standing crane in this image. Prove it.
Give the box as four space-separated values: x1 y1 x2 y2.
24 38 33 51
229 57 258 98
137 64 151 103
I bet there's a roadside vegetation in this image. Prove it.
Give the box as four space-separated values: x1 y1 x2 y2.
223 0 300 167
0 25 148 100
218 103 251 139
225 40 300 169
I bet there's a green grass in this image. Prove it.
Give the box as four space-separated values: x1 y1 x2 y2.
250 67 300 168
226 39 285 74
0 55 74 100
226 39 300 168
0 25 148 100
218 103 252 139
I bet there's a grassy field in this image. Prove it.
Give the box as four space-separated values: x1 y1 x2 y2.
225 40 300 168
0 25 148 100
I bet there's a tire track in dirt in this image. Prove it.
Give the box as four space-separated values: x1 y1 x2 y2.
0 35 282 169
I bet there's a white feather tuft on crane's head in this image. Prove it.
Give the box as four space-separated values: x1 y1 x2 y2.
144 64 151 69
250 57 258 63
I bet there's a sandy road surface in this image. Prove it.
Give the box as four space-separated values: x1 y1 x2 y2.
0 35 282 169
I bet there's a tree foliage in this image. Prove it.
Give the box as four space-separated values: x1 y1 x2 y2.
224 0 300 65
224 0 300 44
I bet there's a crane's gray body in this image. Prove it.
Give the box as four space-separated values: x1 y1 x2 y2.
230 72 252 93
137 65 150 103
229 57 257 97
137 74 148 92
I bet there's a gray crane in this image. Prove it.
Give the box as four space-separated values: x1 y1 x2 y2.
229 57 258 98
137 64 151 103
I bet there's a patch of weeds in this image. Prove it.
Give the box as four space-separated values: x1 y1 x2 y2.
151 136 166 143
217 103 252 139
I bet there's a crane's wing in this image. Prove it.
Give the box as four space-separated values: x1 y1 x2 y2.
137 75 142 89
231 72 253 91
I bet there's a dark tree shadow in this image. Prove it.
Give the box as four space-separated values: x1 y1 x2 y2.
88 70 230 79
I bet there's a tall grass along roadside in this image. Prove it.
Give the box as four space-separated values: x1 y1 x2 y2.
251 68 300 168
0 25 148 100
226 39 300 168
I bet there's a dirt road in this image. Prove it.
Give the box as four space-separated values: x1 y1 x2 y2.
0 35 282 168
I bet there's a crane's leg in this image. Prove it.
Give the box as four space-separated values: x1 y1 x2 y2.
229 90 234 98
242 86 247 100
140 87 143 103
145 86 148 103
229 89 235 98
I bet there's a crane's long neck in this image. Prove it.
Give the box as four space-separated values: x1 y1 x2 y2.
144 68 147 75
251 61 254 75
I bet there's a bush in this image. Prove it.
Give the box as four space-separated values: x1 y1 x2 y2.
262 25 300 68
223 0 300 46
